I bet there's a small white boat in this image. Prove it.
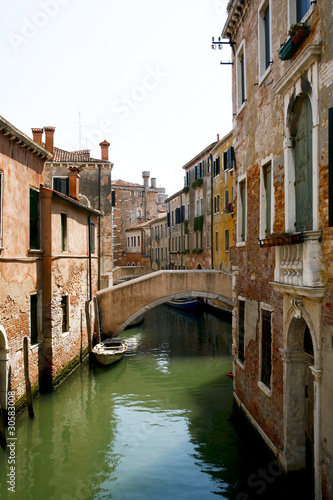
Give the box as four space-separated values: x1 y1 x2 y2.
92 338 128 366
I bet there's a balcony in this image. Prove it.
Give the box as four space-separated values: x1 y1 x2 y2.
272 231 325 298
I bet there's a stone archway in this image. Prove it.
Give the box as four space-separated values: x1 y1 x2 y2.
0 326 9 411
282 310 321 497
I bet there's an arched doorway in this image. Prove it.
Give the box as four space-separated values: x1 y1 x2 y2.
0 326 9 411
283 315 316 493
290 95 313 231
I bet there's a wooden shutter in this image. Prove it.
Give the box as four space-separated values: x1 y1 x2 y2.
295 96 312 231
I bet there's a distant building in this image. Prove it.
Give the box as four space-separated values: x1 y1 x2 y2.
150 213 168 270
125 219 151 267
211 131 234 272
181 139 218 269
112 172 166 267
165 189 186 269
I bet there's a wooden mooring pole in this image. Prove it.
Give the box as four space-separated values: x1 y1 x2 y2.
23 337 34 418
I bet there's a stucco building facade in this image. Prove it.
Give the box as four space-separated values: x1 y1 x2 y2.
223 0 333 497
0 116 100 411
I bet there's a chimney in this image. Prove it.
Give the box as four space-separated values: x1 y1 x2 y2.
68 167 81 201
99 140 110 161
217 133 220 142
151 178 156 188
142 171 150 189
44 126 55 155
32 128 43 146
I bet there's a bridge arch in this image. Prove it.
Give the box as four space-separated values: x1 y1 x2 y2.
97 270 232 336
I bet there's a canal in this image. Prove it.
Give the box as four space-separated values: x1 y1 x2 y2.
0 305 309 499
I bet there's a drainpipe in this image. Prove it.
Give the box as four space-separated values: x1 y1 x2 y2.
210 154 214 269
98 164 101 291
88 214 92 302
180 194 183 269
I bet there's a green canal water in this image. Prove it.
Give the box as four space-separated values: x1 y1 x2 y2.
0 305 308 499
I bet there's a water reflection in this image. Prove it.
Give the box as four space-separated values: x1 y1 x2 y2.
1 305 237 500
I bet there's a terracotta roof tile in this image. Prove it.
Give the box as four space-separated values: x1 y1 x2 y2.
52 147 110 164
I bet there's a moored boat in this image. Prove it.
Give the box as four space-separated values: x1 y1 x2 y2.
166 298 199 311
92 337 128 366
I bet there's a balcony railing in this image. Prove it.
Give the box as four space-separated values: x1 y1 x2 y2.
273 231 324 288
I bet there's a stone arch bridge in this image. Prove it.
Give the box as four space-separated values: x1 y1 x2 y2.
97 270 232 336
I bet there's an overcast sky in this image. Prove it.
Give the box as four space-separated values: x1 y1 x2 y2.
1 0 232 196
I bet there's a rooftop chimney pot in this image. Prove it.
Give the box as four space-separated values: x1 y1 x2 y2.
32 128 43 146
99 140 110 161
44 126 55 156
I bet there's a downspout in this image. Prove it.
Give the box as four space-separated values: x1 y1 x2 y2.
88 214 92 302
98 164 101 291
210 154 214 269
180 194 183 269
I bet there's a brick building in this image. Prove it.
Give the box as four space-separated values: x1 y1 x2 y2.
0 116 100 411
112 172 165 267
223 0 333 497
34 128 113 290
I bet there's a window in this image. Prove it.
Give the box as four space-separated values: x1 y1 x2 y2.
213 157 220 177
200 198 203 216
261 162 273 237
61 213 67 252
134 236 136 247
138 235 141 247
172 211 174 226
186 171 190 186
90 221 95 253
127 237 130 249
187 203 190 219
260 309 272 388
296 0 310 21
238 178 246 242
215 231 219 252
225 189 230 208
30 294 38 345
208 156 212 174
29 188 40 250
53 177 69 196
238 299 245 363
214 195 220 214
225 230 230 251
236 42 246 110
258 1 271 77
61 295 69 333
0 171 3 245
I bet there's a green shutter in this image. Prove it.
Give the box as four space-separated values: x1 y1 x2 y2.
29 188 40 250
295 96 312 231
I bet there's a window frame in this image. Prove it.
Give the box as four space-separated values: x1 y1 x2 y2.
237 175 247 244
260 158 274 238
258 0 272 82
258 303 274 394
236 40 247 113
